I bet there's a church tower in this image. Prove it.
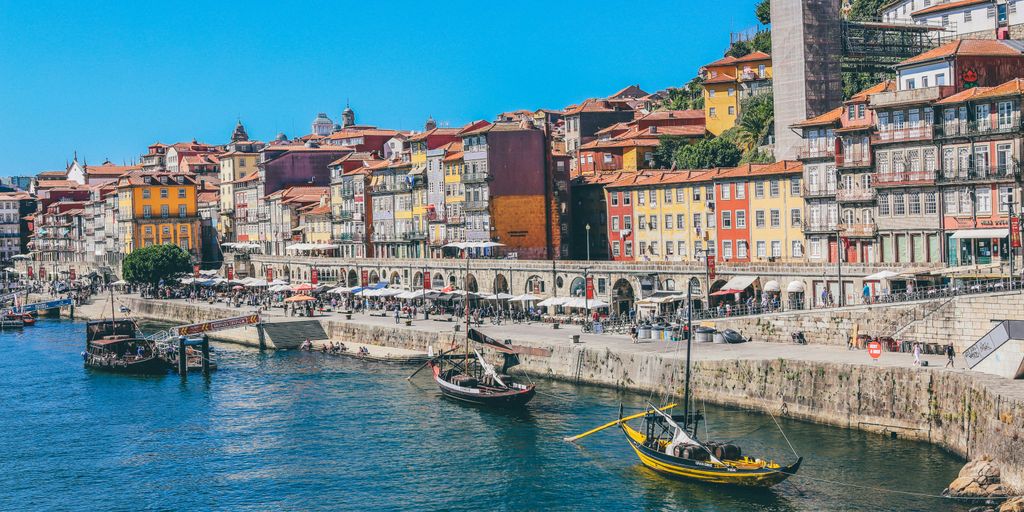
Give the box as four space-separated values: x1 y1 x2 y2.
341 102 355 128
231 120 249 142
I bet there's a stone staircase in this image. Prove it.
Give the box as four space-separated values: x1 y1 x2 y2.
260 320 329 349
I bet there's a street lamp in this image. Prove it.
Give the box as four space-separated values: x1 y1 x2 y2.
585 223 591 261
683 276 700 421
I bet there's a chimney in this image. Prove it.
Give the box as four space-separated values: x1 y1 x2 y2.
668 112 675 118
649 126 657 134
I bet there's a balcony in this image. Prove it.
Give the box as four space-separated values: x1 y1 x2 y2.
835 187 876 202
796 143 835 160
464 200 489 212
839 222 877 238
836 151 871 169
369 182 413 194
871 125 934 144
935 117 1023 138
802 221 839 234
462 172 490 184
371 232 402 242
869 86 954 109
336 211 353 221
802 185 836 199
873 170 936 186
403 231 428 241
938 162 1019 183
447 214 465 224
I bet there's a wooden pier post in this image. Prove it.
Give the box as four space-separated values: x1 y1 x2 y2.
201 334 210 376
178 337 187 378
69 304 74 320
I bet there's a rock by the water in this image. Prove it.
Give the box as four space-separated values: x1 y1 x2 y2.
946 457 1008 498
1000 497 1024 512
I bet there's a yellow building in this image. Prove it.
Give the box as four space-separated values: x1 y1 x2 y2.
116 171 200 257
439 150 465 253
299 201 332 244
701 51 773 135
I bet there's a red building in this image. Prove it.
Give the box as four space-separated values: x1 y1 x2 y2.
714 167 753 263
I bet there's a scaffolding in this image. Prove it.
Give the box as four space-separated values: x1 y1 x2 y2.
841 19 954 75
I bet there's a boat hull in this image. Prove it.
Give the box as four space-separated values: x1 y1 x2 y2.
85 356 171 376
621 424 801 487
431 364 536 407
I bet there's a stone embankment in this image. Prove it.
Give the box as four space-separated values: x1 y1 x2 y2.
67 296 1024 493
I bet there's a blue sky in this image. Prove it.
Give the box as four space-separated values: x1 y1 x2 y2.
0 0 758 175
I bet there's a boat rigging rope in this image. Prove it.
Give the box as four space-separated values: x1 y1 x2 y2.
763 398 799 459
780 471 1020 502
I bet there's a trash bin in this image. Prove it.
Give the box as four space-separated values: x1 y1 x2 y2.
695 327 715 343
638 326 651 339
652 327 664 341
593 322 604 334
571 334 581 343
713 332 726 344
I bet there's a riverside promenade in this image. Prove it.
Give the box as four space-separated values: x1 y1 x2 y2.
63 292 1024 493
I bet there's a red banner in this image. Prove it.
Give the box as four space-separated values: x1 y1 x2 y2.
707 259 716 280
27 266 33 278
585 276 594 299
311 268 319 285
39 267 46 280
193 264 200 278
266 267 274 281
1012 217 1021 249
423 272 431 290
226 265 234 280
361 270 369 287
69 268 76 281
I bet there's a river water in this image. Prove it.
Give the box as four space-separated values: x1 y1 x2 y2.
1 319 972 511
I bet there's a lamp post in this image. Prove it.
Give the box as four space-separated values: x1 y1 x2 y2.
585 223 591 261
836 229 844 307
683 276 700 423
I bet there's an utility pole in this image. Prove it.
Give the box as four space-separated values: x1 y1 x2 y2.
836 229 844 307
585 223 591 261
1004 199 1017 288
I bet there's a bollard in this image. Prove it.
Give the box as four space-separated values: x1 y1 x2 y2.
69 304 75 320
178 337 187 378
201 334 210 376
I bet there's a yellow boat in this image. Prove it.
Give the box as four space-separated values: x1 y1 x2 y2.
619 405 802 487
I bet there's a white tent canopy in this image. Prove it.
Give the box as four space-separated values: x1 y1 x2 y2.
949 228 1009 239
510 293 542 302
536 297 568 307
863 270 903 281
721 275 759 291
561 297 609 309
762 280 781 292
786 281 806 293
443 241 505 249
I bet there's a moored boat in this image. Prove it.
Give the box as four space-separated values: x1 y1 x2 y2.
429 349 535 407
84 319 171 375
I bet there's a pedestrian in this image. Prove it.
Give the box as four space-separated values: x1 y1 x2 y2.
630 324 638 344
394 307 400 324
945 343 955 368
863 283 871 305
913 342 921 366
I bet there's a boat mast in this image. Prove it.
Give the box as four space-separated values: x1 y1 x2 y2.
110 281 116 324
464 247 470 375
683 278 694 432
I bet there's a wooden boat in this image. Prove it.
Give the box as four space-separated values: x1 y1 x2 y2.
84 319 171 375
9 312 34 326
569 281 802 488
419 242 535 408
0 313 25 328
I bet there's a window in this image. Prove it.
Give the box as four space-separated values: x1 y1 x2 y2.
944 189 959 215
649 189 657 205
649 242 658 255
143 205 152 218
637 191 645 205
998 102 1013 127
178 205 186 218
624 215 632 229
893 193 905 215
625 241 633 257
676 188 686 202
639 241 647 255
771 241 782 258
757 241 767 258
160 188 168 199
770 209 781 228
665 242 674 256
693 213 702 232
677 214 685 229
694 241 703 259
706 212 716 229
941 14 949 26
848 106 855 120
611 192 619 206
736 183 745 199
692 187 701 201
922 76 929 88
638 215 646 229
709 89 716 98
177 188 186 198
977 187 992 213
721 210 732 229
709 107 717 117
908 192 921 215
678 241 686 257
603 153 613 165
987 5 995 17
857 104 865 119
623 192 631 205
722 240 733 259
754 182 765 198
728 87 735 97
811 239 822 258
664 189 673 204
611 216 620 231
755 210 766 228
769 180 780 197
1000 186 1014 212
161 205 169 218
936 73 946 86
791 208 802 226
649 215 657 230
612 241 621 257
965 9 973 21
737 241 748 259
906 78 916 90
665 215 673 230
728 106 735 116
721 183 731 200
792 241 803 257
142 189 151 199
790 178 800 196
736 210 746 228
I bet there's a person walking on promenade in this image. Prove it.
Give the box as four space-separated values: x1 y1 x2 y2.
630 324 638 344
945 343 955 368
863 283 871 305
394 307 400 324
913 342 922 366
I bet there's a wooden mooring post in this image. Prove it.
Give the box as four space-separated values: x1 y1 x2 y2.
201 334 210 376
178 336 187 378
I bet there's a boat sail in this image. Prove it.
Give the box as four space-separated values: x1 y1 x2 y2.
569 278 802 487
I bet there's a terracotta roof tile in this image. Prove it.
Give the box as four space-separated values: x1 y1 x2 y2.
732 51 771 63
703 73 738 85
790 107 844 128
848 80 896 102
898 39 1024 67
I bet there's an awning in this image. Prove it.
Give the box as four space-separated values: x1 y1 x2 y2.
863 270 903 281
762 280 781 292
786 281 806 293
720 275 758 291
950 228 1009 239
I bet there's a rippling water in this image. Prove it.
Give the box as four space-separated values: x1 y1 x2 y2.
0 319 970 511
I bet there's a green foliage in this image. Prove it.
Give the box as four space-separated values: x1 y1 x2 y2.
675 136 743 169
755 0 771 25
725 30 771 58
740 147 776 164
843 72 879 100
658 76 705 111
652 136 693 168
847 0 886 20
735 92 775 152
121 244 193 285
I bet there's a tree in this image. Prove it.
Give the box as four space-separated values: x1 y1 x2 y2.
674 136 743 169
725 29 771 57
653 136 693 168
734 92 775 153
121 244 193 286
848 0 886 20
755 0 771 25
658 76 705 111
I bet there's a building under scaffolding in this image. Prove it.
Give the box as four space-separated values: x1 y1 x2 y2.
841 20 954 75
